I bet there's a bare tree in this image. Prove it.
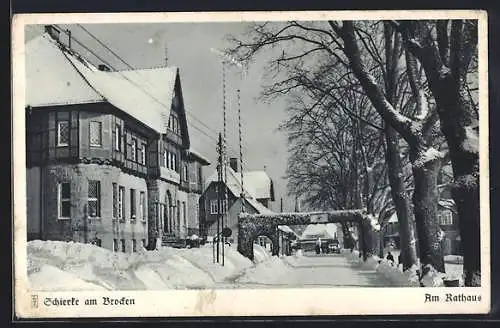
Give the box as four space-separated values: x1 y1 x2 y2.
227 19 479 283
390 19 480 286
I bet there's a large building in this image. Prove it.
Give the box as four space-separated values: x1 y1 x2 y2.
25 26 210 252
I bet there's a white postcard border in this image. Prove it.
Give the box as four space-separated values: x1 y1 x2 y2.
12 10 491 318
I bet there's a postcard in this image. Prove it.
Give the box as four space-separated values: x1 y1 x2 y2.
12 10 490 318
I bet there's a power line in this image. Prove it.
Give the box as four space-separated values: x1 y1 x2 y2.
74 24 252 152
47 24 252 171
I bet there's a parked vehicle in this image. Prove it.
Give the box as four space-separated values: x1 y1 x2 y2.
328 242 341 254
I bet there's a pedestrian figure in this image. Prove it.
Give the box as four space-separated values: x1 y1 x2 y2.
315 237 322 254
386 251 395 264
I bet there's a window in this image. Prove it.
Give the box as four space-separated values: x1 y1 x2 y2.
210 200 218 215
167 152 172 169
57 120 69 146
182 201 187 226
132 239 137 252
58 182 71 219
131 139 137 162
89 121 102 147
130 189 137 220
115 124 121 151
140 191 146 221
118 186 125 221
141 144 146 165
177 200 181 224
440 210 453 226
112 183 118 218
121 239 126 253
162 150 167 167
88 180 101 218
183 165 189 181
113 239 118 252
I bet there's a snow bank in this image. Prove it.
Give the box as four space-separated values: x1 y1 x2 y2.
27 240 254 291
341 249 464 287
253 244 272 263
376 260 420 287
29 265 107 291
236 256 293 285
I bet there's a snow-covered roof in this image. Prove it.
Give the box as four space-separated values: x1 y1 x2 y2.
243 171 273 200
388 213 398 223
245 197 274 215
438 199 456 209
205 166 256 199
26 33 178 134
188 147 211 165
278 225 298 236
300 224 337 240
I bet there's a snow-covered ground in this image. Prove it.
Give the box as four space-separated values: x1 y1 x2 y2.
27 240 463 291
27 240 271 291
350 248 465 287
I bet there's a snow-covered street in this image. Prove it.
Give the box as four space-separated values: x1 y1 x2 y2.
222 252 391 289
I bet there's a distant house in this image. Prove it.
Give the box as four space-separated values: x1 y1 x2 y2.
382 184 461 256
199 158 275 245
25 27 210 253
438 185 461 255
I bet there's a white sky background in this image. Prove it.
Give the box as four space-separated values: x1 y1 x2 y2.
25 22 295 212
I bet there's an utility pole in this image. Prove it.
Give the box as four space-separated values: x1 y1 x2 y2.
280 198 283 212
210 48 247 266
216 133 224 263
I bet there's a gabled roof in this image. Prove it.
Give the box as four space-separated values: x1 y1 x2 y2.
243 171 273 200
25 33 179 134
245 197 274 215
205 166 257 199
300 224 337 240
205 166 275 214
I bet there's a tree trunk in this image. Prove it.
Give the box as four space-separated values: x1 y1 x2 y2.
398 19 481 286
430 68 481 286
378 229 385 258
385 125 419 270
411 151 445 273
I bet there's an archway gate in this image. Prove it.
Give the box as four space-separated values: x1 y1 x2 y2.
237 210 377 261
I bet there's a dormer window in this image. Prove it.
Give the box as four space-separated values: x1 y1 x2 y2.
168 114 179 135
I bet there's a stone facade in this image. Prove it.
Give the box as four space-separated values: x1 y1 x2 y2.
29 163 148 252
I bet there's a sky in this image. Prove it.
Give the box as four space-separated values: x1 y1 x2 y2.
25 22 295 212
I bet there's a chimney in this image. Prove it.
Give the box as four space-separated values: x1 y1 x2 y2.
44 25 60 41
98 64 111 72
229 157 238 172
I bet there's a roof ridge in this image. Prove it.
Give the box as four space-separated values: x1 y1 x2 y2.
117 65 179 72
